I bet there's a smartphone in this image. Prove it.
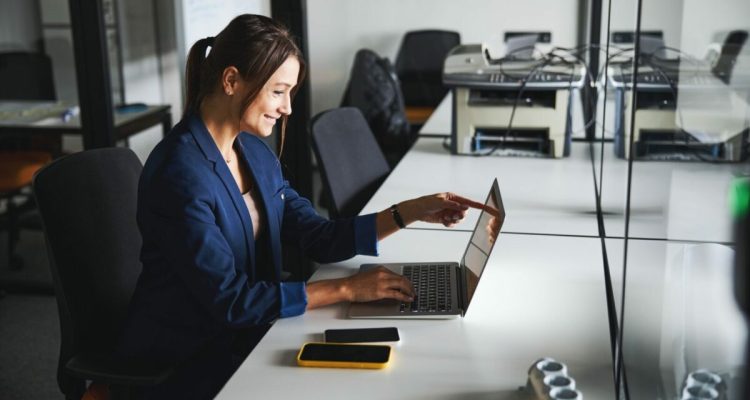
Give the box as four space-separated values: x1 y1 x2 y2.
296 342 391 369
324 327 400 343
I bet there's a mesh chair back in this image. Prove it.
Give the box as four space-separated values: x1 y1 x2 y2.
311 107 391 218
0 52 56 100
394 30 460 107
341 49 412 166
33 148 143 363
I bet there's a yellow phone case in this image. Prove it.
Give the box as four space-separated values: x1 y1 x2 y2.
296 342 391 369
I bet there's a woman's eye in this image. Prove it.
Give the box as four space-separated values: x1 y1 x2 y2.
273 90 284 95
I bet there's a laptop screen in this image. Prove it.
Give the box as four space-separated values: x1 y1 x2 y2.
462 179 505 308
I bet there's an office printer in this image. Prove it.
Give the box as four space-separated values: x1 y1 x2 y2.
442 44 586 157
608 58 749 161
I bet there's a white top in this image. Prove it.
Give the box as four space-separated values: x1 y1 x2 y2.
242 190 264 239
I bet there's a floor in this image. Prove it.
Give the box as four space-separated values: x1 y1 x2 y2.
0 228 61 400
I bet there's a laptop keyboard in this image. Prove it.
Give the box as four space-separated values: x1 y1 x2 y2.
400 264 453 313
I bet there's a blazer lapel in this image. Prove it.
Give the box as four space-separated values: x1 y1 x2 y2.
236 140 283 280
186 114 256 267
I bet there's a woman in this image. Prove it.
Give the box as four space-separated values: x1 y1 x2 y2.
117 14 482 398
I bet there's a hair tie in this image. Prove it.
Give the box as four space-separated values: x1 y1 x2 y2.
205 36 215 46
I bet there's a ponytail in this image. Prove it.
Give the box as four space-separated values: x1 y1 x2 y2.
184 37 215 116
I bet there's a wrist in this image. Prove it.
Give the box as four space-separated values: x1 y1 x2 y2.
389 203 406 229
338 277 354 302
306 278 354 310
397 200 418 226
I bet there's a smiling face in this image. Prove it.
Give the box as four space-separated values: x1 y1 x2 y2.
239 56 300 137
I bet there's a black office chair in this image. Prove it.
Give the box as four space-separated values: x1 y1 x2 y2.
0 52 57 270
0 52 56 100
394 30 461 124
712 30 748 84
33 148 171 399
311 107 391 218
340 49 413 167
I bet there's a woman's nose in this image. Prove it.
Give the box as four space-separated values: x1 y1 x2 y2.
280 94 292 115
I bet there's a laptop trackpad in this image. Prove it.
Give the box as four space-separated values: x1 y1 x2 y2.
348 298 401 318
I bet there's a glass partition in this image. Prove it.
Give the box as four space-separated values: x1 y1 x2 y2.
595 0 640 327
614 0 750 398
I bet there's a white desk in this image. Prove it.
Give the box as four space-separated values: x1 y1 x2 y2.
418 93 452 136
217 231 615 399
364 91 599 237
362 137 599 237
595 143 748 242
415 92 747 242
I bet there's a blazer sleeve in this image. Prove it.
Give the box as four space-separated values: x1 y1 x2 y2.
141 165 307 326
278 181 379 263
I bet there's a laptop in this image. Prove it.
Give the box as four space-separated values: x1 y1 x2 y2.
348 179 505 319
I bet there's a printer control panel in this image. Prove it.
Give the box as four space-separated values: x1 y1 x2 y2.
443 45 586 90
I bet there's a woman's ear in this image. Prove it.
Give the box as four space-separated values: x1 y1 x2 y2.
221 66 240 96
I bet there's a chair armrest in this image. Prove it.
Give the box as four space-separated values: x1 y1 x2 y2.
65 353 174 387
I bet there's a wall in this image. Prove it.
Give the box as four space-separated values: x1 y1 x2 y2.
175 0 271 102
306 0 582 115
122 0 271 162
680 0 750 58
0 0 41 52
38 0 78 103
597 0 747 60
117 0 168 162
601 0 684 51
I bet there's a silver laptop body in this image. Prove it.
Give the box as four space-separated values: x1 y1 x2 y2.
348 179 505 319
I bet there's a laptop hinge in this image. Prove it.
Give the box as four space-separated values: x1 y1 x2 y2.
457 264 468 316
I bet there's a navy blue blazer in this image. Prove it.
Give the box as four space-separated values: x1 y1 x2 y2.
118 114 378 366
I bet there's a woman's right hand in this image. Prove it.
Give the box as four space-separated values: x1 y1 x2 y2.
305 266 415 310
343 266 415 303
